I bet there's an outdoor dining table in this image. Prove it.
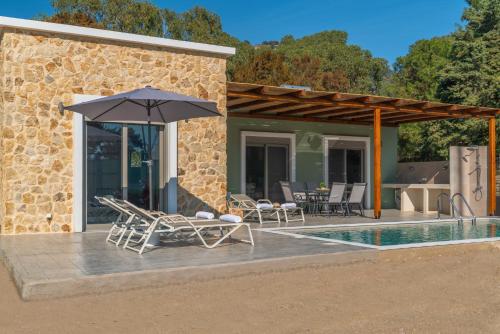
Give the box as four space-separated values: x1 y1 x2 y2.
305 185 352 214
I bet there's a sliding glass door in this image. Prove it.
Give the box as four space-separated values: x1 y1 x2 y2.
86 123 123 225
86 122 164 224
328 148 364 184
246 144 289 202
127 124 161 210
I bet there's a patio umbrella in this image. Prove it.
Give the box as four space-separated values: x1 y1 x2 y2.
61 86 221 210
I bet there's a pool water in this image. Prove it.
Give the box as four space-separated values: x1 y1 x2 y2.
300 219 500 248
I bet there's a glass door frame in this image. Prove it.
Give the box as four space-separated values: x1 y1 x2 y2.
328 148 365 184
240 131 296 197
121 123 166 209
246 143 289 199
83 120 169 230
323 135 371 208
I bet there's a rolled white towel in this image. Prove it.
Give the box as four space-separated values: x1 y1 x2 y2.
220 214 242 223
195 211 215 220
281 202 297 209
256 203 274 210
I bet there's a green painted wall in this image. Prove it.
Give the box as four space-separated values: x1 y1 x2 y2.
227 118 398 208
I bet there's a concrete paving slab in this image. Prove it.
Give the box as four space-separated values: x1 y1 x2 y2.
0 211 438 300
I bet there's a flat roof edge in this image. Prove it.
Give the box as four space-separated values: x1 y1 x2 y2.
0 16 236 57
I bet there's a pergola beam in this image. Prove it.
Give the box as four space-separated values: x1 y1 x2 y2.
253 102 305 114
308 108 366 118
276 104 330 115
227 111 397 127
349 110 405 121
228 99 280 111
388 114 454 124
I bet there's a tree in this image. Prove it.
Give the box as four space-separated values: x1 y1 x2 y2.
393 0 499 162
161 6 255 81
232 49 290 86
386 36 454 161
384 36 454 101
47 0 164 36
287 54 323 90
437 0 500 107
276 31 390 94
45 11 104 28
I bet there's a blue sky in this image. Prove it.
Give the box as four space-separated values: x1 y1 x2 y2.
0 0 467 64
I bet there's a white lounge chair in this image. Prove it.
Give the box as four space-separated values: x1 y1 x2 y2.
95 196 146 246
119 201 254 254
227 194 281 224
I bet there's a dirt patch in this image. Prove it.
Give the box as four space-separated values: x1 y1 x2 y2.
1 243 500 333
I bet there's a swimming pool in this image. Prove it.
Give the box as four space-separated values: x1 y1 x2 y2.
261 218 500 250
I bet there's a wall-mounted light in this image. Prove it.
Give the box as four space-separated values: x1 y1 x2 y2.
58 102 66 116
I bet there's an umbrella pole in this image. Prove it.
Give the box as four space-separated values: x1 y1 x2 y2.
147 102 153 211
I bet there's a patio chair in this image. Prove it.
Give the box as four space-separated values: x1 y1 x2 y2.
279 181 306 223
305 181 321 214
291 181 310 211
123 207 254 254
227 194 281 224
317 183 347 216
95 196 146 246
345 183 367 216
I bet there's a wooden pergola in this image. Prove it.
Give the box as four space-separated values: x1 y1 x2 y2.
227 82 500 218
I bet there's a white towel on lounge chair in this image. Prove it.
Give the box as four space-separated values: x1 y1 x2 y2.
220 214 242 223
281 203 297 209
256 203 274 210
195 211 215 219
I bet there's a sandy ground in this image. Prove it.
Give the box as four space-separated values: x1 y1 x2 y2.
1 243 500 333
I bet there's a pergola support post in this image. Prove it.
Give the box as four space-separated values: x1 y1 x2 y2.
488 117 496 216
374 107 382 219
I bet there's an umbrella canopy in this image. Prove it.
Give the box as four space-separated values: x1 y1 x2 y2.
63 86 221 210
63 86 221 122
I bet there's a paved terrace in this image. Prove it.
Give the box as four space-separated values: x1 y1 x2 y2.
0 210 440 300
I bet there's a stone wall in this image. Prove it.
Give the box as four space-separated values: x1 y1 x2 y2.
0 28 227 234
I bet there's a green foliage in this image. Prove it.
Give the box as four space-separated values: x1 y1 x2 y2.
384 36 454 101
230 31 390 94
399 119 490 162
394 0 498 162
48 0 164 36
232 49 290 86
276 31 390 94
437 0 500 107
161 6 255 82
389 36 455 162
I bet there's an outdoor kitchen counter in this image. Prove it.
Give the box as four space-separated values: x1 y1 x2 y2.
383 183 451 214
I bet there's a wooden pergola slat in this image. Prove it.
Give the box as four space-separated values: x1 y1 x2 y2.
227 111 379 126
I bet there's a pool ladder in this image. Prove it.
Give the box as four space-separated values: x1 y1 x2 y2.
437 192 477 225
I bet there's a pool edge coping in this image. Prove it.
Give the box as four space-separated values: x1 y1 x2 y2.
257 217 500 250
